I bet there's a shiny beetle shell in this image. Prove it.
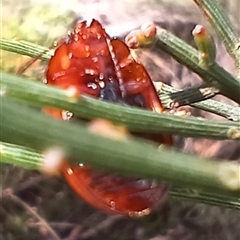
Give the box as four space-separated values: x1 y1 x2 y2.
46 19 172 216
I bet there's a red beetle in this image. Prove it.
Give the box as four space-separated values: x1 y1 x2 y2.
46 19 172 216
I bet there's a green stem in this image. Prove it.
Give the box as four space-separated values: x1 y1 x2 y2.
1 99 240 197
1 72 240 139
1 37 238 121
1 37 240 103
0 39 51 61
159 83 240 121
169 187 240 210
193 0 240 70
161 84 218 106
0 142 43 170
153 28 240 103
1 142 239 210
0 37 239 109
192 24 216 68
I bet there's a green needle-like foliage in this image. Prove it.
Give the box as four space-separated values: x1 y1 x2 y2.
1 142 240 210
1 72 240 139
193 0 240 70
1 99 240 196
1 0 240 210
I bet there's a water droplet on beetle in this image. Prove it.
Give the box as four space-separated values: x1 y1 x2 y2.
85 45 90 51
85 69 95 75
99 73 104 80
67 168 73 175
99 81 105 88
68 52 73 59
110 201 115 209
85 51 91 57
74 35 79 41
92 57 98 63
87 82 97 90
62 110 73 120
100 49 106 56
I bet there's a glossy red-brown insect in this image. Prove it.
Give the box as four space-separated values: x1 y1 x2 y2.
46 19 172 216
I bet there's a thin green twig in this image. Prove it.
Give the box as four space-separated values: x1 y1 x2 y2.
1 142 239 210
0 39 52 61
151 27 240 104
158 83 240 121
0 142 43 170
193 0 240 71
1 38 239 113
169 186 240 210
1 72 240 139
1 100 240 197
